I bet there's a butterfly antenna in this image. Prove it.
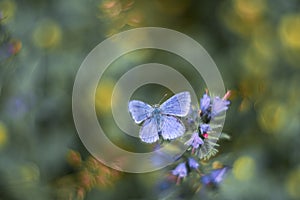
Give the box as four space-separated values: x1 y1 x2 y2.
158 93 168 104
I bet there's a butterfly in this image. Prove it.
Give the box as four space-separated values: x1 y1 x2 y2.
128 91 191 143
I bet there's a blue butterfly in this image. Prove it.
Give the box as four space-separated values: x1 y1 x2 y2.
128 91 191 143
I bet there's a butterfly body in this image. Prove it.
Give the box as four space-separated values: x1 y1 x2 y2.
128 92 191 143
152 106 162 134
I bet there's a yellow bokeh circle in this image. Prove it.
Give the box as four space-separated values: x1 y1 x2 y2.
0 0 17 22
0 122 8 149
32 19 62 49
279 14 300 49
233 156 256 181
286 167 300 199
258 101 287 134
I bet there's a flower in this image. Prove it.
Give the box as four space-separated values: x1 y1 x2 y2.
199 91 231 121
201 167 230 186
200 124 211 133
188 158 199 169
172 162 187 178
185 132 204 149
200 93 211 113
211 97 230 118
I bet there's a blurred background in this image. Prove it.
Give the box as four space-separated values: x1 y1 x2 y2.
0 0 300 199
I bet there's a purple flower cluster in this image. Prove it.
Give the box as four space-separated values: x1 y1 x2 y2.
185 91 231 154
171 157 229 187
171 158 200 183
200 91 231 123
170 90 231 188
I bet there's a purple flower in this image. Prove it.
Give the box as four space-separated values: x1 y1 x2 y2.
200 93 211 113
201 167 230 186
188 158 199 169
200 124 211 133
185 132 204 149
211 97 230 118
172 162 187 178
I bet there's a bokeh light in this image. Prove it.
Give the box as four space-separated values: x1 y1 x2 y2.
279 14 300 49
0 0 16 22
233 156 256 181
0 122 8 149
258 101 288 134
286 167 300 199
32 19 62 49
95 79 116 114
19 162 40 182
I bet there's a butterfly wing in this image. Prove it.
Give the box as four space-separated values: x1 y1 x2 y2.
160 116 185 140
139 117 159 143
128 100 154 124
160 91 191 117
